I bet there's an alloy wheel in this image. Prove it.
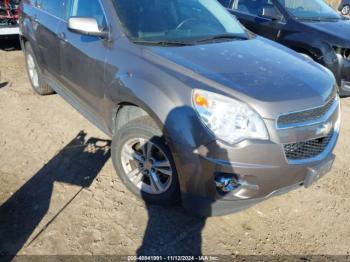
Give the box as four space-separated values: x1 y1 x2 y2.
26 53 39 88
121 138 173 195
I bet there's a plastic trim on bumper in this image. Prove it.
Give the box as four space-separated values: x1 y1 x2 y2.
183 150 335 217
182 182 303 217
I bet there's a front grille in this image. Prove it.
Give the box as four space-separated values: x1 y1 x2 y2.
283 130 334 160
278 95 336 128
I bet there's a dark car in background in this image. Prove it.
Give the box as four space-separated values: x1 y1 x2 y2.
20 0 340 216
219 0 350 96
339 0 350 15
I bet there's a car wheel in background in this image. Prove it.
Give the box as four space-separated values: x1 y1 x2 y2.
341 5 350 15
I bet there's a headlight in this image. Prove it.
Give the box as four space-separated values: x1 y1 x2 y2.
192 89 268 144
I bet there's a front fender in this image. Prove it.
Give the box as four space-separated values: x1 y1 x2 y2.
278 25 341 84
104 70 214 195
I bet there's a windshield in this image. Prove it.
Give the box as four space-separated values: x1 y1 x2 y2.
276 0 341 19
112 0 248 44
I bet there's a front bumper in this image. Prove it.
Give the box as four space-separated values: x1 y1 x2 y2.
179 97 340 217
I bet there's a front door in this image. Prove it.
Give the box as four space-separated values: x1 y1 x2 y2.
33 0 65 81
58 0 109 120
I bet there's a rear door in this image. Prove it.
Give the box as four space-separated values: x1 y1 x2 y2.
228 0 285 40
57 0 109 123
33 0 65 80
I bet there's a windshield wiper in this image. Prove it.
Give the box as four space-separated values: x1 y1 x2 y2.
194 34 248 43
319 17 341 21
132 40 193 46
131 34 248 46
297 17 322 21
298 16 341 22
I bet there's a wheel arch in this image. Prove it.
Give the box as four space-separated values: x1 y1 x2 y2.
111 102 172 145
113 103 152 133
104 72 186 142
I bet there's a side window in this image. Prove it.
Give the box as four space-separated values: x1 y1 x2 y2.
68 0 107 28
40 0 65 18
235 0 279 16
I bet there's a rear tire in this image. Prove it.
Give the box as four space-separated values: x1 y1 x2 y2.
341 5 350 15
111 116 180 206
24 42 54 95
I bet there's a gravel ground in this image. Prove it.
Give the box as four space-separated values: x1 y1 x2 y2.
0 40 350 259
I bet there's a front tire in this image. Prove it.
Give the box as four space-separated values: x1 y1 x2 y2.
111 116 180 205
24 42 54 95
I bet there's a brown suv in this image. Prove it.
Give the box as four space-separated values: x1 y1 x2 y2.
20 0 340 216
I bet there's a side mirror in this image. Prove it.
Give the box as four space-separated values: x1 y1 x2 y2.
260 6 282 20
68 17 108 38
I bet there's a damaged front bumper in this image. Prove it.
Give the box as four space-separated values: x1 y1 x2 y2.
181 94 340 217
326 47 350 96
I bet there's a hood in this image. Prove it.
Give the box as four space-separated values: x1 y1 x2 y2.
302 18 350 47
142 37 335 119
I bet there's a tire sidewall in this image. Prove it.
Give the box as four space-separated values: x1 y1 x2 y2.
24 42 44 95
111 120 180 205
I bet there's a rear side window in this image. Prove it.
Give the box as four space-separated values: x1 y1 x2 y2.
40 0 65 18
67 0 107 28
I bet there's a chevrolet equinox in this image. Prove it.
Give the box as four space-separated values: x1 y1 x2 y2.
20 0 341 216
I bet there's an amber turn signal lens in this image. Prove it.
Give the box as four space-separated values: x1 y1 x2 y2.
194 93 209 108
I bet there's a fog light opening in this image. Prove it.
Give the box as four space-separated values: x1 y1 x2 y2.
215 173 241 194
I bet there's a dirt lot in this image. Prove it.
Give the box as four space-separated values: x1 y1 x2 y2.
326 0 341 9
0 40 350 259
